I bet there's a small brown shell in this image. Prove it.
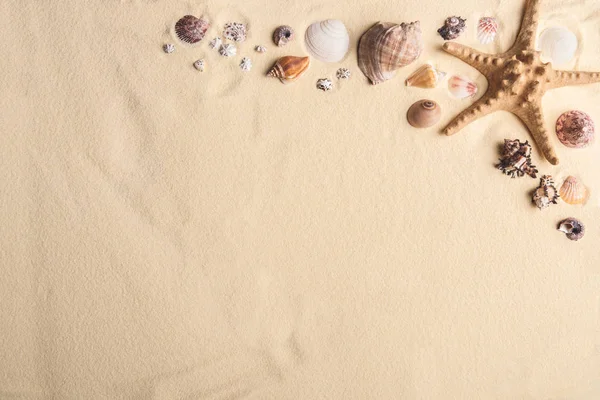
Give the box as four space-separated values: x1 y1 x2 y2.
175 15 210 44
273 26 294 47
266 56 310 84
555 110 595 148
557 218 585 241
559 176 588 205
407 100 441 128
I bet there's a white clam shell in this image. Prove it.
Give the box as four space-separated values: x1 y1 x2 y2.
538 27 578 66
477 17 498 45
304 19 350 63
448 75 478 99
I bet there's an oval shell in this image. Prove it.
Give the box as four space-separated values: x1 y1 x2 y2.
193 59 205 71
477 17 498 44
538 27 578 66
405 63 446 88
407 100 441 128
266 56 310 84
559 176 588 205
175 15 210 44
273 26 294 47
555 110 595 148
305 19 350 63
448 75 478 99
209 37 222 49
358 21 424 85
557 218 585 241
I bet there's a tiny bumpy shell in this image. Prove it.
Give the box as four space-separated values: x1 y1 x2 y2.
273 26 294 47
163 43 175 53
316 78 333 91
305 19 350 63
267 56 310 84
358 21 424 85
336 67 351 79
477 17 498 44
556 110 595 148
407 100 441 128
218 43 237 57
532 175 559 210
223 22 247 42
558 218 585 241
438 16 466 40
175 15 210 44
193 59 205 71
559 176 588 205
448 75 478 99
405 64 446 88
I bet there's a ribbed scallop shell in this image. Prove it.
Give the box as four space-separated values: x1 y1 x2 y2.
407 100 441 128
175 15 210 44
266 56 310 84
405 63 446 88
305 20 350 63
448 75 478 99
358 21 424 85
555 110 595 148
559 176 588 205
477 17 498 44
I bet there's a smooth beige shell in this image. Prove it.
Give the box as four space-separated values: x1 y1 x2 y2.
405 63 446 88
266 56 310 84
559 176 588 205
358 21 424 85
407 100 441 128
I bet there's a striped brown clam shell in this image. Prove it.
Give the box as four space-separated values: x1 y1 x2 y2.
266 56 310 84
175 15 210 44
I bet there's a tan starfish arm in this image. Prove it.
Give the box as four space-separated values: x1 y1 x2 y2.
442 95 501 135
548 70 600 89
442 42 496 73
514 0 541 50
515 104 560 165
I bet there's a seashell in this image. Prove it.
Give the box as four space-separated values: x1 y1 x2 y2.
336 67 351 80
538 27 578 66
239 57 252 72
405 63 446 88
448 75 478 99
163 43 175 53
407 100 441 128
316 78 333 91
496 139 538 178
223 22 247 42
437 16 466 40
273 26 294 47
218 43 237 57
555 110 595 148
557 218 585 241
532 175 559 210
193 59 205 71
175 15 210 44
209 37 222 49
305 19 350 63
358 21 424 85
255 45 267 53
477 17 498 44
559 176 588 205
267 56 310 84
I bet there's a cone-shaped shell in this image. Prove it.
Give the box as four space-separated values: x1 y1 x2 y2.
358 21 424 85
267 56 310 84
407 100 441 128
559 176 588 205
405 63 446 88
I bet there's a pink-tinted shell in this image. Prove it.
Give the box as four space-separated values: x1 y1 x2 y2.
555 110 595 148
175 15 210 44
477 17 498 44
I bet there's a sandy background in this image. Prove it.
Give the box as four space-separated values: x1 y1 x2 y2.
2 0 600 398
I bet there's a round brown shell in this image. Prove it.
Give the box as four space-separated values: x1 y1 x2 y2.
175 15 210 44
555 110 595 148
407 100 441 128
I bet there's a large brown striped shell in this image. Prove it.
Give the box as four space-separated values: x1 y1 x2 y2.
266 56 310 84
175 15 210 44
358 21 423 85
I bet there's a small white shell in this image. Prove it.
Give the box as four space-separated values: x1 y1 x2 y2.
218 43 237 57
316 78 333 91
255 45 267 53
477 17 498 44
209 37 222 49
193 59 205 71
538 27 578 66
163 43 175 53
240 57 252 71
223 22 247 42
448 75 478 99
336 68 351 80
305 19 350 63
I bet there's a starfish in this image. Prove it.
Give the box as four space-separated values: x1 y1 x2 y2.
442 0 600 165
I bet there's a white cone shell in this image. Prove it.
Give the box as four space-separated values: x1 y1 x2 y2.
304 19 350 63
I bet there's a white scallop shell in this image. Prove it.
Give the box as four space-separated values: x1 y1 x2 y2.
448 75 478 99
477 17 498 44
218 43 237 57
240 57 252 71
304 19 350 63
538 27 578 66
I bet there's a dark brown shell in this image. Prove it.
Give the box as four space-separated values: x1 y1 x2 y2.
175 15 210 44
437 16 466 40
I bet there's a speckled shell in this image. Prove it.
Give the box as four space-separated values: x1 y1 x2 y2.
273 26 294 47
305 19 350 63
175 15 210 44
223 22 247 42
163 43 175 53
407 100 441 128
358 21 424 85
558 218 585 241
559 176 588 205
336 67 351 79
556 110 595 148
438 16 466 40
266 56 310 84
477 17 498 44
218 43 237 57
405 64 446 88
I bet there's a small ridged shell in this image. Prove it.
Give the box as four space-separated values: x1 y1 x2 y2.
273 26 294 47
218 43 237 57
538 27 578 66
448 75 478 99
223 22 247 42
477 17 498 44
336 67 351 79
555 110 595 148
558 218 585 241
163 43 175 53
405 63 446 88
437 16 466 41
175 15 210 44
559 176 588 205
305 19 350 63
407 100 441 128
316 78 333 91
266 56 310 84
358 21 424 85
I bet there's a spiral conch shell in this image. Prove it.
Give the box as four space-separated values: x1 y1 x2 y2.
267 56 310 84
358 21 424 85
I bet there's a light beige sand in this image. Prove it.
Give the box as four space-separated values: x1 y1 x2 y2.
2 0 600 398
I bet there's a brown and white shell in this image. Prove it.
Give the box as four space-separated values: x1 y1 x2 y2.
407 100 441 128
358 21 424 85
266 56 310 84
273 26 294 47
532 175 559 210
555 110 595 148
175 15 210 44
559 176 588 205
557 218 585 241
